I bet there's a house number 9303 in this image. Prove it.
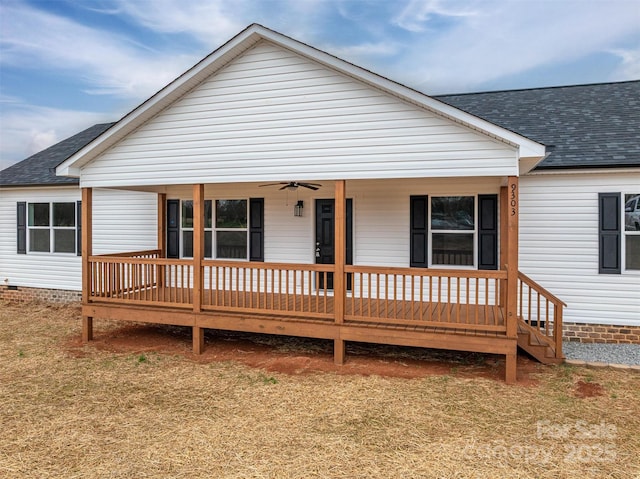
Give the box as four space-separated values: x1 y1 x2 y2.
510 183 517 216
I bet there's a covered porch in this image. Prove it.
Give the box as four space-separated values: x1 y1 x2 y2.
80 179 565 383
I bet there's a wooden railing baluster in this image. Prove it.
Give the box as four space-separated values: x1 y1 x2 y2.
85 253 532 335
517 271 567 360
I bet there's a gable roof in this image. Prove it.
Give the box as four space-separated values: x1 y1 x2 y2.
436 81 640 170
0 122 115 187
56 24 544 178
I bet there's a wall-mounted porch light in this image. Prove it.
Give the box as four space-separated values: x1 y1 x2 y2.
294 200 304 217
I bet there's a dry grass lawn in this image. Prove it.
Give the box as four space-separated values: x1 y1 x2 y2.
1 302 638 478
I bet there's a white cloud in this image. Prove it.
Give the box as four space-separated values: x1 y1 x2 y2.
109 0 247 47
26 130 58 156
0 101 110 170
610 48 640 80
0 2 198 99
392 0 479 32
329 41 400 58
388 0 640 93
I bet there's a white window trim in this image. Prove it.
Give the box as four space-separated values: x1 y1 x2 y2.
428 195 477 269
179 198 249 260
214 199 249 261
179 199 213 259
27 202 77 255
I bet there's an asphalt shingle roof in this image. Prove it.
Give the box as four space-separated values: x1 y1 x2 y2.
435 80 640 170
0 122 115 186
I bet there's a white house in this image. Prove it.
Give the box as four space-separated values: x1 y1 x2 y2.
0 124 158 298
1 25 638 376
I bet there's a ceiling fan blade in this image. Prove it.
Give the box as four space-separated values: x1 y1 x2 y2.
260 181 321 190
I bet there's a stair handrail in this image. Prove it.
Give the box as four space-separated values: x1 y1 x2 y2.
517 271 567 359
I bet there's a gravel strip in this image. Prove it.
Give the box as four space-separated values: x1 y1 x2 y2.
563 342 640 366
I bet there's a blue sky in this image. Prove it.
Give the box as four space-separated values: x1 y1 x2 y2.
1 0 639 170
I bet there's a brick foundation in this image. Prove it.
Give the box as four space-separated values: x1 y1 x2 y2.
564 322 640 344
0 285 81 304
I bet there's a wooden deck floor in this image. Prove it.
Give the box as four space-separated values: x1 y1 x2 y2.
96 285 506 338
85 285 517 382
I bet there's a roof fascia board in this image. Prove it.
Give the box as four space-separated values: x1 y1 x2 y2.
57 24 545 177
526 166 640 176
0 183 79 190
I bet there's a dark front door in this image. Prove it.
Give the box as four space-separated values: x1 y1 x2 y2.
315 198 353 290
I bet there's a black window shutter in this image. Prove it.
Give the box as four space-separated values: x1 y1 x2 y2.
167 199 180 258
249 198 264 262
410 196 428 267
599 192 621 274
17 202 26 254
76 200 82 256
478 194 498 270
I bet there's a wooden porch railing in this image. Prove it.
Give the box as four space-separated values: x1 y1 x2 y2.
87 253 518 336
202 260 335 320
345 265 508 332
89 255 193 308
97 249 162 258
517 271 567 358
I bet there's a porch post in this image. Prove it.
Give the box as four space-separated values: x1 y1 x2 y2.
192 184 205 354
334 180 346 364
505 176 519 383
81 187 93 342
499 186 508 307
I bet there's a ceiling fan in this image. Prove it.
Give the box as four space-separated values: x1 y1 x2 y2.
259 182 322 191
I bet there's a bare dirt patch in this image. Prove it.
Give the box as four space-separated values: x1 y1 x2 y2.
574 379 606 398
66 322 542 382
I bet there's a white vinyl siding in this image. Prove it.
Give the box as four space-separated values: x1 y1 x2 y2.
92 189 158 255
0 187 157 290
80 41 517 188
519 172 640 327
350 178 500 267
3 175 639 328
161 178 502 268
1 187 80 290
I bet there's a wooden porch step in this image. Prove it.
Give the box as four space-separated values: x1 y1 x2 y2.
517 319 564 365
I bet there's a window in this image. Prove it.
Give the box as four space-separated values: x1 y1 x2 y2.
430 196 475 267
215 200 247 259
179 199 247 259
624 193 640 270
180 200 212 258
598 192 639 274
26 202 77 254
411 194 496 270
